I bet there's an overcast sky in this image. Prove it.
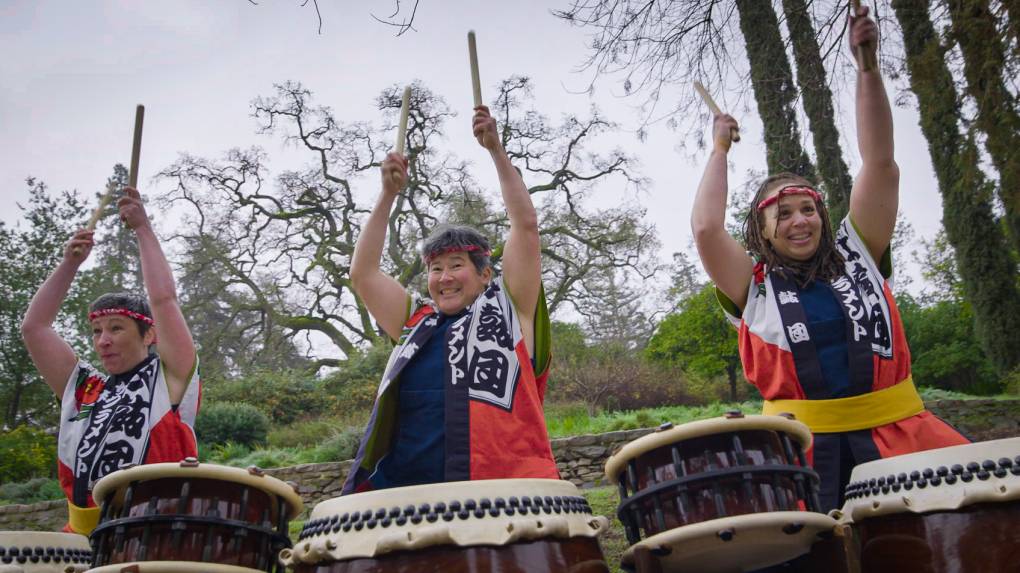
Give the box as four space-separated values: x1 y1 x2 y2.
1 1 945 293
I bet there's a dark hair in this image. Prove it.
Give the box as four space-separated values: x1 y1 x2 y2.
89 293 153 337
420 224 492 274
742 172 844 287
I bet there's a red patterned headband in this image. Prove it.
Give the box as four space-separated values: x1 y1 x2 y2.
88 308 155 326
423 245 492 264
756 185 822 211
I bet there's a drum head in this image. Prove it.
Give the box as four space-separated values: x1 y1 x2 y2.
284 479 608 568
91 462 303 520
605 415 813 485
621 511 838 573
840 437 1020 522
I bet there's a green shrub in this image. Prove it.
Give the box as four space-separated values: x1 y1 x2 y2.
0 426 57 483
0 477 64 505
307 428 361 463
203 370 326 425
268 418 353 448
323 343 391 416
195 401 269 448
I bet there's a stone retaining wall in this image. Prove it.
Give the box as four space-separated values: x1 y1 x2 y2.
5 399 1018 530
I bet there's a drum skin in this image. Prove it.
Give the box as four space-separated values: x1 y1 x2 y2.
291 537 609 573
852 501 1020 573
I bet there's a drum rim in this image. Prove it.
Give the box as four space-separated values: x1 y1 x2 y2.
286 479 608 566
84 561 269 572
90 461 303 519
620 510 837 571
0 531 91 548
839 437 1020 521
604 415 813 485
0 531 92 567
305 479 582 520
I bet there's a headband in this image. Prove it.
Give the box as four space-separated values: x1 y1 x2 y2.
423 244 492 264
756 185 822 211
88 308 155 326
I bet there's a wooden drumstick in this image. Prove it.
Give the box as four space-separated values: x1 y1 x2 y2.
468 30 483 107
850 0 876 72
128 104 145 188
693 81 740 143
395 86 411 155
72 181 117 256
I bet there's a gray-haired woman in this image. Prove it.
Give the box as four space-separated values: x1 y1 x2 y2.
344 105 557 494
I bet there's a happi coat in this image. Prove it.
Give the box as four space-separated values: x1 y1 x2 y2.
720 217 968 507
57 353 201 533
343 276 557 494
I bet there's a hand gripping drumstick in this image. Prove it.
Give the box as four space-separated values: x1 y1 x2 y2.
850 0 877 72
73 105 145 256
693 81 740 143
468 30 483 107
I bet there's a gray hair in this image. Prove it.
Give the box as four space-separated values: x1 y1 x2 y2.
420 224 492 273
89 292 153 337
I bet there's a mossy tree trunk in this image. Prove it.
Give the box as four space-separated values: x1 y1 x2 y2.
781 0 853 226
947 0 1020 254
735 0 817 178
891 0 1020 374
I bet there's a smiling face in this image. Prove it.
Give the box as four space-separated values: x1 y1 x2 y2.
761 182 823 262
427 251 492 315
91 315 154 375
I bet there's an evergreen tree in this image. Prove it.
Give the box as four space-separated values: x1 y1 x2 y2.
735 0 816 177
781 0 854 225
0 180 93 428
946 0 1020 253
891 0 1020 373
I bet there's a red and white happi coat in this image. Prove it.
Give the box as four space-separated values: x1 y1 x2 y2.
343 276 558 494
722 218 967 467
57 353 201 510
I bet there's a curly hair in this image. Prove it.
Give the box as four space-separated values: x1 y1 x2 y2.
742 173 844 288
420 224 493 274
89 292 153 337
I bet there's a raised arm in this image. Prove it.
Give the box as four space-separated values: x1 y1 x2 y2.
473 106 541 352
848 6 900 261
119 187 196 404
21 230 95 396
350 152 412 342
691 114 754 311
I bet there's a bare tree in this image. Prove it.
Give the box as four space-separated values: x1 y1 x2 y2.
159 78 658 372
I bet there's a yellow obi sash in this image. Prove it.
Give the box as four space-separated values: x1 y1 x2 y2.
762 377 924 433
67 500 100 535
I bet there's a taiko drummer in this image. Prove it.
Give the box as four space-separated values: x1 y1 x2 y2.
690 6 968 511
21 185 200 534
344 96 557 492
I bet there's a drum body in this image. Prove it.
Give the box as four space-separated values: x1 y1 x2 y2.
604 414 840 573
839 437 1020 573
89 460 303 573
0 531 91 573
280 479 610 573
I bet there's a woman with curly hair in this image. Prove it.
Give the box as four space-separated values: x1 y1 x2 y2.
690 7 967 510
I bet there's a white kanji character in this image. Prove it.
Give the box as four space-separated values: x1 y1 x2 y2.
778 290 799 305
787 322 810 343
